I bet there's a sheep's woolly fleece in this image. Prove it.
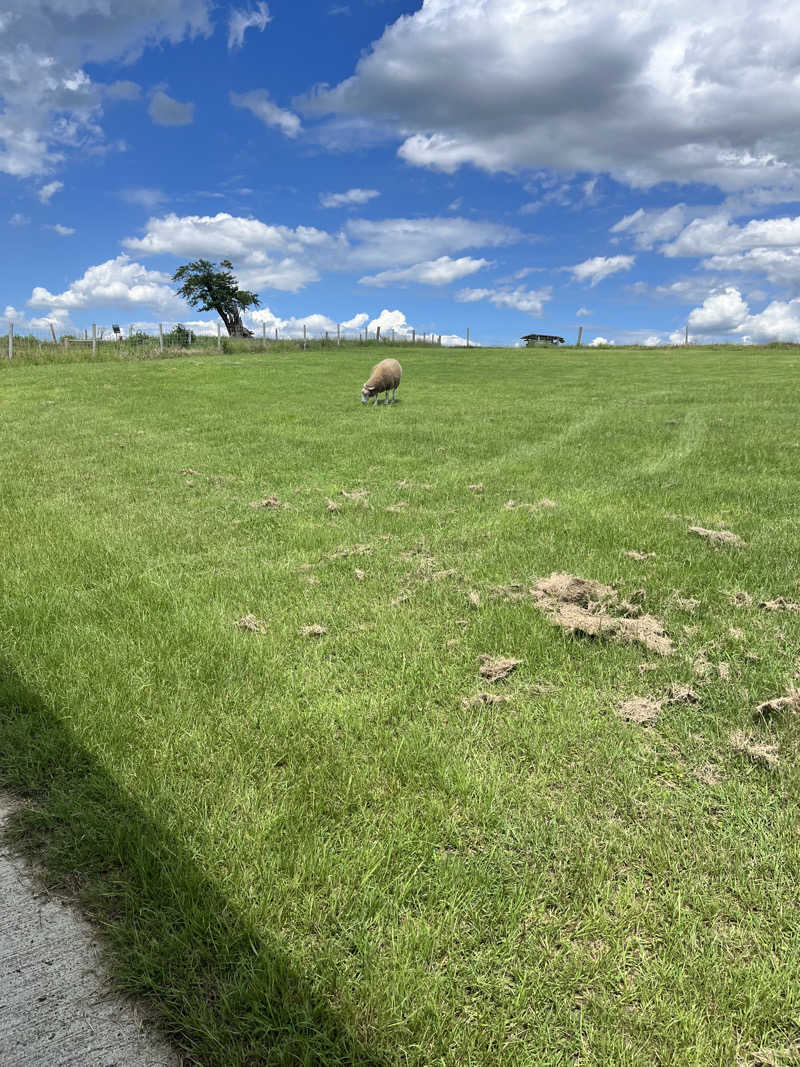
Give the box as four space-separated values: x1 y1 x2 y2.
530 573 674 657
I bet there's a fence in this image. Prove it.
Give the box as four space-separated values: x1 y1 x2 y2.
1 320 482 360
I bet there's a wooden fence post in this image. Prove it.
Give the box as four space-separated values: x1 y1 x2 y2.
684 324 689 346
466 328 470 348
337 324 341 345
411 328 415 344
303 324 307 349
275 328 278 342
262 323 266 349
92 323 97 357
7 322 12 359
376 325 381 343
577 326 583 346
158 323 163 353
217 323 221 351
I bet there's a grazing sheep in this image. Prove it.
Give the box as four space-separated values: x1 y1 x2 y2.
361 358 402 405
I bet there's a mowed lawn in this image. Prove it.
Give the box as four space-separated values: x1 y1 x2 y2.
1 345 799 1066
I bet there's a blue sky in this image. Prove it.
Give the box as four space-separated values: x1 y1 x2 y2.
4 0 800 345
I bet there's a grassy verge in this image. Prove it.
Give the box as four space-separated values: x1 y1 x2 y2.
1 345 799 1065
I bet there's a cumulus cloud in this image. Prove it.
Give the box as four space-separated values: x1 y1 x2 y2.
319 188 380 208
38 181 63 204
687 288 749 334
123 211 519 291
571 255 635 286
341 312 369 328
228 3 271 49
456 286 551 315
588 336 614 346
359 255 489 287
28 255 184 314
0 1 211 177
49 224 75 236
368 308 412 336
611 205 690 249
148 90 194 126
230 90 301 138
302 0 800 193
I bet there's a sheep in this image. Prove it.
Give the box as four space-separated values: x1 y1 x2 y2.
361 358 402 405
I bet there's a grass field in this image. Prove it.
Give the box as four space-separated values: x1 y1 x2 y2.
1 344 799 1066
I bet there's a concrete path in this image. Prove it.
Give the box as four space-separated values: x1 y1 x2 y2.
0 796 180 1067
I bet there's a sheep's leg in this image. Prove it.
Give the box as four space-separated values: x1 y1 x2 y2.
392 386 398 402
373 394 378 406
385 389 391 404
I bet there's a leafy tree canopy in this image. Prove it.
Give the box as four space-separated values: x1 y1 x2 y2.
172 259 260 337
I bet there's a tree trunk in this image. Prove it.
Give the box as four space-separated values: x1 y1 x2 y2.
214 304 253 337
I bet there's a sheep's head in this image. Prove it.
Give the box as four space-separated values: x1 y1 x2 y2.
361 384 373 403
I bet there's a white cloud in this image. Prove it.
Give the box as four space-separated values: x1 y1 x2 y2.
611 205 689 249
28 255 183 314
343 216 518 269
9 213 30 227
106 81 141 101
302 0 800 193
456 286 551 315
589 337 614 346
0 1 212 178
341 312 369 329
319 188 380 208
571 255 635 286
687 287 749 334
148 90 194 126
120 187 167 210
359 255 489 287
228 3 271 49
367 309 412 336
230 90 301 138
49 223 75 236
576 306 591 317
38 181 63 204
735 298 800 343
123 211 519 292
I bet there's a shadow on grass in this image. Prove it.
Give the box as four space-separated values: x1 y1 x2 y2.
0 660 384 1066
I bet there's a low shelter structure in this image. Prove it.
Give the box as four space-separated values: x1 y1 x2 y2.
521 333 566 346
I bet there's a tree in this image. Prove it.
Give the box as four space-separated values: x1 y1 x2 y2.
172 259 260 337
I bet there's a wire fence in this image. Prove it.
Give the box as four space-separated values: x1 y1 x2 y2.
0 320 485 363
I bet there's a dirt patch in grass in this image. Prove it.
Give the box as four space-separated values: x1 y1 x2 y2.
504 498 559 512
760 597 800 614
468 483 484 493
324 497 341 512
250 496 282 509
478 655 522 683
354 569 365 581
617 698 662 725
673 595 701 613
234 614 268 634
666 683 700 704
467 590 481 608
531 573 674 657
755 690 800 720
625 550 656 561
395 479 434 490
341 488 369 504
461 692 510 709
301 624 328 638
729 730 779 769
694 764 724 786
386 501 408 513
689 525 744 547
730 591 754 607
325 542 374 562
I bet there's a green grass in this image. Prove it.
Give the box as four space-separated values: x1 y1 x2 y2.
1 344 799 1066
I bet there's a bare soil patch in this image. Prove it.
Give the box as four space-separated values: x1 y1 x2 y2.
624 550 656 561
468 483 484 493
531 573 674 656
689 526 744 547
234 614 268 634
729 730 779 769
461 692 511 709
617 698 661 725
250 495 282 509
490 583 527 602
301 624 328 638
760 597 800 614
324 497 341 512
341 488 369 504
666 683 700 704
755 691 800 720
478 655 522 683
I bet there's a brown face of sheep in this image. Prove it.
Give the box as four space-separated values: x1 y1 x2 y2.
361 384 374 403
